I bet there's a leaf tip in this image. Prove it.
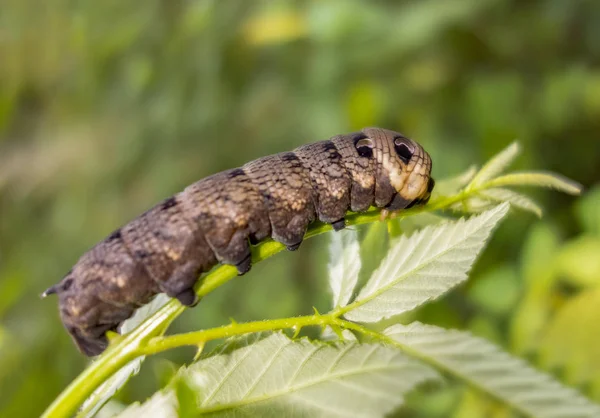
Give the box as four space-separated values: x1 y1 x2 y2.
568 180 585 196
494 201 511 218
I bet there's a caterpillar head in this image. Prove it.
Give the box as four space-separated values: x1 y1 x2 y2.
358 127 434 210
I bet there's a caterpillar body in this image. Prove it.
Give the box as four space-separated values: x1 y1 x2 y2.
44 127 434 356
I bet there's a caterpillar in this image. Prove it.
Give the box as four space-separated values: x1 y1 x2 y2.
43 127 434 356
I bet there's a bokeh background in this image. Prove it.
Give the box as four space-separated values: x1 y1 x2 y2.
1 1 599 416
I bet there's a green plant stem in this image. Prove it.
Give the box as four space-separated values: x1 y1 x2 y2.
142 314 335 355
41 191 476 418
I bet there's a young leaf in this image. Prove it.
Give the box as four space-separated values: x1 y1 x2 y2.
328 229 361 308
79 359 144 418
385 322 600 418
469 142 520 187
480 188 543 217
451 196 497 214
182 333 440 417
485 172 583 195
120 293 173 334
434 164 478 196
344 204 509 323
80 294 171 418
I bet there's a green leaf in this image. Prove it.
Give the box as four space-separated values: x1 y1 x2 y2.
470 142 520 187
328 229 361 308
344 204 509 323
120 294 172 335
434 165 478 196
183 333 440 417
175 377 200 418
79 294 171 418
481 188 543 217
114 391 177 418
484 172 583 195
385 322 600 418
451 196 495 214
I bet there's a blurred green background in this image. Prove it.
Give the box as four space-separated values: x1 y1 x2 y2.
1 0 599 416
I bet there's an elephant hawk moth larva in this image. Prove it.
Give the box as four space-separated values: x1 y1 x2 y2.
43 127 434 356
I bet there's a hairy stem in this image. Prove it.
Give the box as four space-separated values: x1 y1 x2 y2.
141 314 335 355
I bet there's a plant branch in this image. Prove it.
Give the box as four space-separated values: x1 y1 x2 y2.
140 314 334 355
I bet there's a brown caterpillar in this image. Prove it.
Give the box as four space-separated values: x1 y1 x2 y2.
43 127 434 356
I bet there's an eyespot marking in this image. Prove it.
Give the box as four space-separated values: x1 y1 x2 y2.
393 136 414 164
355 138 374 158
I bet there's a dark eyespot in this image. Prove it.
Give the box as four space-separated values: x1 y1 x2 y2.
353 134 374 158
393 136 413 164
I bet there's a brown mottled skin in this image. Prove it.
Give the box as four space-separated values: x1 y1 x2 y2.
43 127 434 356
